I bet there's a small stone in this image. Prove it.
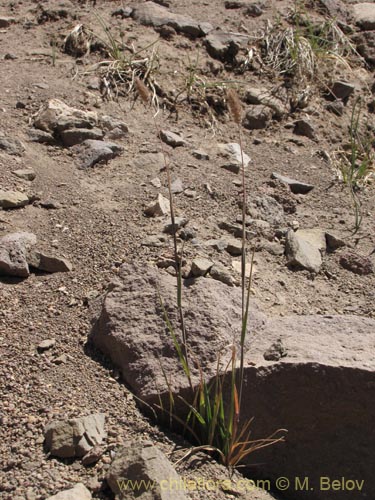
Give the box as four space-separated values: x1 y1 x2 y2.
192 149 209 160
81 445 105 466
219 142 250 174
330 81 355 100
38 339 56 352
243 105 272 130
40 200 62 209
53 354 67 365
0 232 37 278
0 136 25 156
171 178 183 194
245 3 264 16
16 101 26 109
44 413 106 458
263 339 287 361
12 169 36 181
184 188 196 198
60 127 104 147
150 177 162 188
159 130 187 147
285 229 322 273
0 190 29 209
325 232 346 252
179 228 196 240
226 238 242 256
28 129 56 145
73 140 123 168
163 217 188 234
144 194 170 217
271 172 314 194
28 251 72 273
326 100 344 116
244 88 286 118
209 264 234 286
353 3 375 30
293 119 316 139
106 441 188 500
339 252 373 275
0 17 16 28
205 239 228 251
191 258 214 277
141 234 168 247
205 30 248 62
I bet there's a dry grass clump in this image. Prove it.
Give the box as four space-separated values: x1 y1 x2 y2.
259 18 363 89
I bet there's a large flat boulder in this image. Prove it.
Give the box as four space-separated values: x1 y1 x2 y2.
91 264 375 500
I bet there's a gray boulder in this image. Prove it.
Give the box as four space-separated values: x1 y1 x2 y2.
91 263 375 500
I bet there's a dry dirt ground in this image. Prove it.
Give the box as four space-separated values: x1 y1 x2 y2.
0 0 374 499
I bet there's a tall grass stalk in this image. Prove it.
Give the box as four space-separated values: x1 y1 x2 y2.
136 78 284 467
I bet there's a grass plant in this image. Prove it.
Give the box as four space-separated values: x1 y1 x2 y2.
135 77 285 468
332 97 374 233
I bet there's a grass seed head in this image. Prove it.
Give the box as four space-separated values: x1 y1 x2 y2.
135 77 150 105
226 88 243 124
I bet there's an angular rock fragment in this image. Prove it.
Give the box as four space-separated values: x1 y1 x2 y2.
144 194 170 217
209 263 235 286
353 3 375 30
34 99 98 133
28 251 72 273
325 232 346 252
293 119 316 139
285 229 322 273
163 216 188 234
205 30 248 62
131 1 212 38
60 127 104 147
73 140 123 168
218 142 250 174
0 17 16 28
244 88 286 118
0 136 25 156
0 190 29 209
12 169 36 181
107 441 188 500
330 81 355 101
0 232 37 278
44 413 106 458
243 105 272 129
271 172 314 194
159 130 187 147
191 258 214 276
28 129 56 145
